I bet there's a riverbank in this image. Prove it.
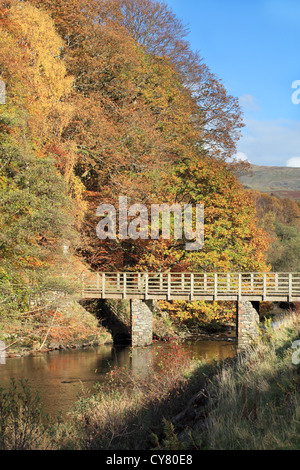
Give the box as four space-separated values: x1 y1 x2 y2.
1 295 237 358
162 311 300 450
0 312 299 449
1 299 113 358
62 311 300 451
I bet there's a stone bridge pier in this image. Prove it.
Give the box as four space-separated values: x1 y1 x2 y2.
130 299 261 349
130 299 154 347
236 301 260 349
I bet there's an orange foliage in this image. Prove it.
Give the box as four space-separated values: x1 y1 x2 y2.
1 0 270 278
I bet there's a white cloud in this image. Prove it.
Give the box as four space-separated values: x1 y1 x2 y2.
237 118 300 166
287 157 300 168
239 94 260 113
234 152 249 162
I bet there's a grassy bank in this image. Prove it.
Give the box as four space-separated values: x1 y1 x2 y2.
0 262 113 356
202 311 300 450
160 309 300 450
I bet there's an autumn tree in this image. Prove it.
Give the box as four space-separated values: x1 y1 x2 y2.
0 1 83 278
90 0 245 161
174 158 271 272
20 0 199 268
26 0 245 177
22 0 269 276
252 191 300 271
26 0 200 193
0 0 274 335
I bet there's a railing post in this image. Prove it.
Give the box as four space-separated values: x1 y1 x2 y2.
97 272 100 291
181 273 185 291
167 273 171 300
227 273 230 293
145 272 149 300
204 273 207 292
190 273 194 301
214 273 218 301
160 273 163 292
251 273 254 293
102 272 105 299
289 273 292 302
123 273 127 299
238 273 242 299
263 273 267 301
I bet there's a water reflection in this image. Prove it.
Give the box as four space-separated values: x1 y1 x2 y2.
181 338 237 362
0 339 236 417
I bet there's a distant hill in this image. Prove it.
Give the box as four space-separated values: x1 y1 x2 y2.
238 164 300 200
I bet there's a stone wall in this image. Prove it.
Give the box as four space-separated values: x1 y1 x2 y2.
131 300 153 347
237 301 260 349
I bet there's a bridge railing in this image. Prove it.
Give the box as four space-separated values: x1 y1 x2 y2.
81 272 300 302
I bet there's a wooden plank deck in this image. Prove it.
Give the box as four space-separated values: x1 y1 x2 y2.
81 272 300 302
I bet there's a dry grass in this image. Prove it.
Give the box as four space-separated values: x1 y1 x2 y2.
203 310 300 450
61 341 210 450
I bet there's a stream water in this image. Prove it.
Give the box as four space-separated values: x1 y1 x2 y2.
0 338 237 418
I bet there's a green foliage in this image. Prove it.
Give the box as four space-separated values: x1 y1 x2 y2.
258 317 274 344
0 148 73 265
253 192 300 271
160 418 182 450
0 269 31 319
268 222 300 272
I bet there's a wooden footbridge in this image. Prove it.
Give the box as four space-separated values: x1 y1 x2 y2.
81 272 300 303
80 272 300 349
79 272 300 349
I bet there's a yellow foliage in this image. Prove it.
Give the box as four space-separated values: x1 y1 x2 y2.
3 2 74 143
159 300 235 326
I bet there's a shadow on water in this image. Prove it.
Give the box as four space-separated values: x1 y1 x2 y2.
0 339 236 418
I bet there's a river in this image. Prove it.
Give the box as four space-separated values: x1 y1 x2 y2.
0 339 236 418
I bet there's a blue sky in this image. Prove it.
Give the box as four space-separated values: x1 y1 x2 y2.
164 0 300 167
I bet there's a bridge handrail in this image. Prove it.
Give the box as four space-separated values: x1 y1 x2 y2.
81 272 300 301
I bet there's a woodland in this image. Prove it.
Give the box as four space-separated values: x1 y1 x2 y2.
0 0 299 347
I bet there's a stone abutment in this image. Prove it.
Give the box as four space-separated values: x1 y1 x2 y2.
130 299 154 347
236 300 260 349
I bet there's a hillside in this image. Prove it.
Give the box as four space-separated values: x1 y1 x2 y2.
239 164 300 200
